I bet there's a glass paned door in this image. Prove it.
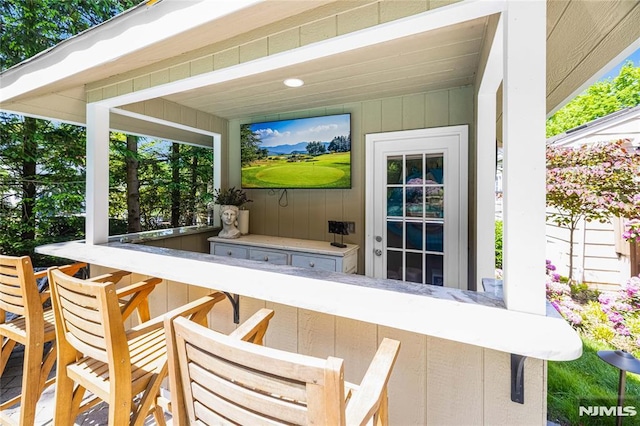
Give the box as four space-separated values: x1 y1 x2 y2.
386 154 444 285
366 126 468 289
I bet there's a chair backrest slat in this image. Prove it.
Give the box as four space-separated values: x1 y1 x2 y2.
55 284 103 323
187 352 308 425
173 316 344 426
0 255 40 320
185 342 309 402
49 268 129 368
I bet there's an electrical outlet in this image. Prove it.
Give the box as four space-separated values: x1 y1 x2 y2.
345 221 355 234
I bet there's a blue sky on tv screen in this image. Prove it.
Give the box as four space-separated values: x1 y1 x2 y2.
249 114 350 148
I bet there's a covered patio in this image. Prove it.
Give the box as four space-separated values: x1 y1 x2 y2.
2 0 639 423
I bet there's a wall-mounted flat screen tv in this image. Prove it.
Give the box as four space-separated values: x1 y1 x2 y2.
241 113 351 189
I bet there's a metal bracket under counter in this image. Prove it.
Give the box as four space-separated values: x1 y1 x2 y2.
481 278 529 404
511 354 526 404
223 292 240 324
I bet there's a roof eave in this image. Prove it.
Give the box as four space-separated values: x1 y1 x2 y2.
0 0 264 104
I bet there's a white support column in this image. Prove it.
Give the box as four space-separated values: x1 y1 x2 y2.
86 103 110 245
476 16 503 290
502 0 547 315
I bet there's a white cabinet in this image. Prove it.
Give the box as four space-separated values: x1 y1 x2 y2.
209 235 358 274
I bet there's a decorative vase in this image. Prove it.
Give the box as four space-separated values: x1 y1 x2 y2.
238 209 250 235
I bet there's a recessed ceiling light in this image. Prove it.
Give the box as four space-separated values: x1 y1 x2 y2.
284 78 304 88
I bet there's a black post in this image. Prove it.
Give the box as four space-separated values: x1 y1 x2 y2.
616 368 626 426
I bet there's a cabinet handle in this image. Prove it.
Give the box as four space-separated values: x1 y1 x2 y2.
309 262 315 267
227 250 232 256
264 256 269 261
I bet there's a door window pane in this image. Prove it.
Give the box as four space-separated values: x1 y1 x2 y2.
425 189 444 218
405 155 423 183
426 254 444 286
387 188 403 216
406 187 423 217
425 155 444 184
387 250 402 280
406 252 423 283
387 221 403 249
406 222 423 250
425 223 444 253
387 156 403 184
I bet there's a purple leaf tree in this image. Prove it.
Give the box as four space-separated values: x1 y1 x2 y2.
546 139 640 280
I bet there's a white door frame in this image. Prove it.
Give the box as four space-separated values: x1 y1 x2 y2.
365 126 468 289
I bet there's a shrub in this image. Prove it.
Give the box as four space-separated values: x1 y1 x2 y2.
546 259 640 357
590 324 616 343
495 220 503 269
569 281 600 304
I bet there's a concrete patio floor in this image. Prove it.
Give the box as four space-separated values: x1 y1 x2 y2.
0 344 171 425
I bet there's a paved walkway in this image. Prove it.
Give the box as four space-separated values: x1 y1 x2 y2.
1 344 171 425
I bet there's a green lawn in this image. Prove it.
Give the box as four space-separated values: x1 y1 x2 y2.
242 152 350 188
548 337 640 425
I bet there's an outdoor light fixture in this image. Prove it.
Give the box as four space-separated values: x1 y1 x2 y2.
328 221 349 248
597 350 640 426
284 78 304 88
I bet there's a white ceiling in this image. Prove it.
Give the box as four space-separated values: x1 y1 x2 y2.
164 17 489 120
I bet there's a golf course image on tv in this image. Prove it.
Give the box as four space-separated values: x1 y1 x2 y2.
241 114 351 189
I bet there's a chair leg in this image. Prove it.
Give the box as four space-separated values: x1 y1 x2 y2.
0 339 16 375
19 338 44 426
37 343 57 395
131 364 168 426
152 403 167 426
375 388 389 426
108 384 132 426
54 367 83 425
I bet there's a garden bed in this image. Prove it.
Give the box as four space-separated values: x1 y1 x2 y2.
545 261 640 425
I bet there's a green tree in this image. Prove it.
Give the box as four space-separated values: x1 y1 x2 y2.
0 0 138 258
327 134 351 152
126 135 141 233
546 62 640 137
306 141 326 156
240 124 262 165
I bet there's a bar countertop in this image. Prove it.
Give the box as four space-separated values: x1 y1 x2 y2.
36 240 582 361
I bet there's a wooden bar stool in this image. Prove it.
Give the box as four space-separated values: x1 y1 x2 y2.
0 255 159 426
47 266 229 426
167 309 401 426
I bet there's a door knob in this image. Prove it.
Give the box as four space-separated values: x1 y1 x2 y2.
374 249 382 256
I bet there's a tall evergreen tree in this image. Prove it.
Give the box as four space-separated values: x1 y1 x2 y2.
0 0 138 257
126 135 141 233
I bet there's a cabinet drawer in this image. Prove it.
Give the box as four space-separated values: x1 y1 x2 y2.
291 254 336 272
250 249 288 265
213 244 248 259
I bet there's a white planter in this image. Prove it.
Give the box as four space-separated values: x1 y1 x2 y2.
238 209 249 235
